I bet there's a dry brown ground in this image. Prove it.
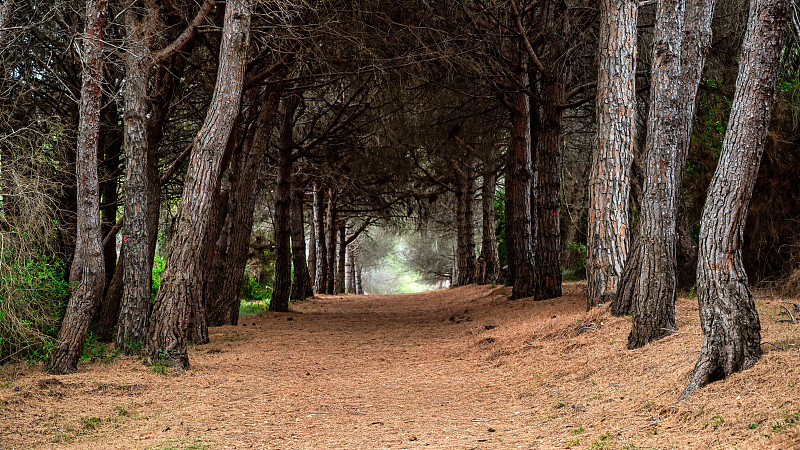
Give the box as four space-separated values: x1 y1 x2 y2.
1 283 800 449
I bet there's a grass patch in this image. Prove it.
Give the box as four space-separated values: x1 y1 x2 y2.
79 416 101 431
239 299 270 317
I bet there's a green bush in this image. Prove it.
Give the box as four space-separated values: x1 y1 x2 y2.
151 254 166 301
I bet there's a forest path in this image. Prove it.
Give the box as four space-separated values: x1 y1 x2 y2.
2 283 800 449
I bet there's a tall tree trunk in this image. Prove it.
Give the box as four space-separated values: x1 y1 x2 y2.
313 182 327 294
615 0 685 348
100 109 120 287
681 0 786 400
290 185 312 301
479 163 500 284
586 0 637 309
506 44 536 300
325 189 337 294
355 259 364 295
206 86 282 326
535 77 564 300
617 0 717 351
455 166 477 286
270 101 295 312
308 204 317 288
335 222 346 293
117 5 156 353
47 0 108 375
345 241 355 293
145 0 250 369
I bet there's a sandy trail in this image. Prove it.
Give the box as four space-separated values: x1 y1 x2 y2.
1 283 799 449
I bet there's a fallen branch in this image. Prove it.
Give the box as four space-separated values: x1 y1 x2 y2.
778 304 797 324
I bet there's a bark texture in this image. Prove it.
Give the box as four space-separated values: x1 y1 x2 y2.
535 78 564 301
681 0 786 400
455 165 476 287
270 98 295 312
616 0 685 348
290 185 313 301
506 44 536 300
335 223 346 293
47 0 108 374
313 183 327 294
586 0 637 309
145 0 250 368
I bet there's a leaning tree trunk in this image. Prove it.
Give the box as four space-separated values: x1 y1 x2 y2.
535 76 564 301
586 0 637 309
506 43 536 300
313 182 327 294
680 0 786 400
455 165 477 286
145 0 250 369
615 0 685 349
206 86 281 326
47 0 108 375
479 163 500 284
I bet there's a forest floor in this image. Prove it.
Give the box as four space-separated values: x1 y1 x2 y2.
1 283 800 449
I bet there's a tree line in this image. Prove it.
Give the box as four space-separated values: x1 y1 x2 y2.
0 0 798 400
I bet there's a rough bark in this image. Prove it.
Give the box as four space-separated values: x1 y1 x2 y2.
618 0 717 351
206 86 282 326
615 0 685 349
47 0 108 375
535 77 564 301
455 166 477 286
681 0 786 400
586 0 637 309
479 164 500 285
345 242 355 293
307 204 317 288
116 4 156 353
505 41 536 299
145 0 250 369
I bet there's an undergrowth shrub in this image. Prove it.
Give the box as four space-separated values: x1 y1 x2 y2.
0 121 70 362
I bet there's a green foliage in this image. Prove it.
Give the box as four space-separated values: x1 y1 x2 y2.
239 299 270 317
80 332 119 363
0 252 69 361
151 254 166 301
240 274 272 302
79 416 101 431
562 242 587 281
571 426 585 435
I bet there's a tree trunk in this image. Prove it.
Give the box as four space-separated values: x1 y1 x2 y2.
681 0 786 400
455 166 476 286
206 86 282 326
355 259 364 295
586 0 637 309
325 189 337 294
290 185 313 301
615 0 685 349
506 44 536 300
145 0 250 369
46 0 108 375
535 77 564 300
335 222 346 293
479 163 500 284
618 0 717 351
308 204 317 288
99 109 120 287
313 182 327 294
269 97 295 312
96 248 124 342
345 242 355 293
117 5 156 353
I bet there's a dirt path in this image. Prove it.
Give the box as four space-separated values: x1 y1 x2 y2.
2 284 800 449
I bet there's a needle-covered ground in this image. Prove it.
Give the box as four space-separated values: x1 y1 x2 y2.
1 283 800 449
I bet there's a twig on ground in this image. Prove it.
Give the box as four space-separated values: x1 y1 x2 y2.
472 418 499 422
778 305 797 324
